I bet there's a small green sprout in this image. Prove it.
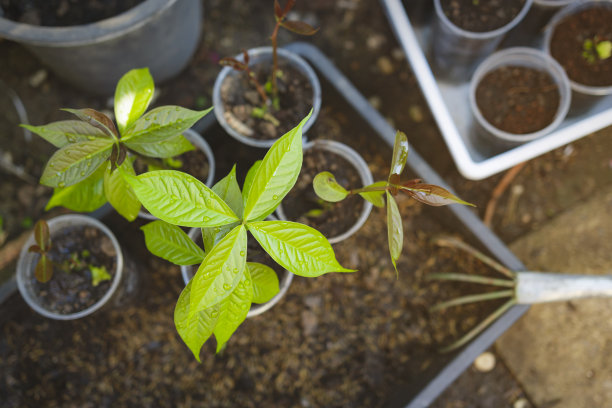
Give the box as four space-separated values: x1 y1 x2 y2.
582 36 612 64
90 265 112 286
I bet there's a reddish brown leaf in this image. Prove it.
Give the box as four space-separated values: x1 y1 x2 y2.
280 20 319 36
33 220 50 251
28 244 43 254
63 108 118 137
35 255 53 283
401 184 475 207
274 0 283 18
117 144 127 167
282 0 296 17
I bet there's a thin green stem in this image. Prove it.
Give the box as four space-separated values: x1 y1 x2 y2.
348 185 389 195
426 273 515 288
430 290 514 312
439 299 516 353
433 236 515 279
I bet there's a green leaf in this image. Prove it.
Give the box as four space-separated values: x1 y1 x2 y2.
114 68 154 135
358 181 387 208
248 262 280 304
386 191 402 274
62 108 118 138
247 220 354 277
313 171 349 202
400 184 475 207
122 170 239 228
90 265 111 286
45 163 107 212
389 130 409 181
21 121 110 148
190 225 247 314
104 158 141 221
212 165 243 218
35 255 53 283
40 138 114 187
242 160 261 207
213 269 253 352
201 223 239 254
174 280 220 362
34 220 50 251
141 220 205 266
243 112 311 221
123 133 195 158
121 106 212 144
596 40 612 60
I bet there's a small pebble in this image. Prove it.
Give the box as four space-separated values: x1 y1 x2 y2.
368 96 382 110
513 397 530 408
367 34 386 50
409 105 424 123
391 47 405 60
473 351 496 372
377 56 394 75
29 69 48 88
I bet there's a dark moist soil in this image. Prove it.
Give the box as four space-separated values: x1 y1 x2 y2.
31 225 116 315
281 146 365 239
0 0 144 27
549 7 612 87
440 0 526 32
133 147 210 184
475 65 561 134
220 59 314 141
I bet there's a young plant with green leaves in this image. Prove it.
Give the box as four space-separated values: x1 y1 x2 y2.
22 68 212 221
126 112 352 360
219 0 318 113
27 219 111 286
582 36 612 64
313 131 474 273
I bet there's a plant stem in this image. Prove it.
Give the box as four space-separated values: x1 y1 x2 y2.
270 21 281 101
426 273 515 287
439 299 516 353
348 185 389 195
430 290 514 312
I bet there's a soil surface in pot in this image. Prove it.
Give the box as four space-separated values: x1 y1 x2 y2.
281 145 365 239
30 225 117 315
0 0 144 27
440 0 526 32
475 65 561 134
220 59 314 141
549 7 612 87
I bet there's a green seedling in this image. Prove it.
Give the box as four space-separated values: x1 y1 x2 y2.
219 0 318 114
22 68 212 221
27 220 111 287
582 36 612 64
313 131 474 274
129 111 352 361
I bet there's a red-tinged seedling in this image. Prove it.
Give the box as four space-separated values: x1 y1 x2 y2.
28 220 53 283
313 131 475 274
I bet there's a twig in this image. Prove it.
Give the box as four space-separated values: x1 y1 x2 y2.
430 290 514 312
484 162 526 227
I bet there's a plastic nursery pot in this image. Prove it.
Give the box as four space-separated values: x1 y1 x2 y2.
16 215 132 320
0 0 201 95
432 0 533 81
180 216 294 318
503 0 575 47
469 47 571 149
212 46 322 148
138 128 216 220
276 139 374 245
544 0 612 114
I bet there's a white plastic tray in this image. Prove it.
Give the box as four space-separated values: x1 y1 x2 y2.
382 0 612 180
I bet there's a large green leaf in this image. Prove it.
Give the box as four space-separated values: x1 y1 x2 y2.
388 130 409 181
313 171 349 202
248 262 280 304
213 269 253 352
358 181 387 208
121 106 212 144
114 68 154 135
21 121 109 148
190 225 247 314
386 191 403 274
174 280 220 362
247 220 354 277
124 133 194 158
242 112 311 221
141 220 205 265
212 165 243 218
122 170 239 228
242 160 261 207
40 138 114 187
104 158 141 221
45 163 107 212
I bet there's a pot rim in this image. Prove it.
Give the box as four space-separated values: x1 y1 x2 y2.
16 214 124 320
180 215 294 318
212 46 322 148
469 47 572 143
276 139 374 244
138 128 216 220
543 0 612 96
0 0 176 47
433 0 533 39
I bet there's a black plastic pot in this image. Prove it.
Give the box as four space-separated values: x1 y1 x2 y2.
0 0 201 95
